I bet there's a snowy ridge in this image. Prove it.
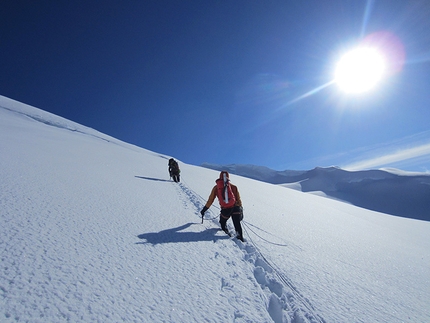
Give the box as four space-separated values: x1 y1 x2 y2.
2 95 430 322
0 95 95 135
201 162 307 184
202 163 430 221
0 95 159 156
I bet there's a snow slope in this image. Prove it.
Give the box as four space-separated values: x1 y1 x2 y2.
1 95 430 322
202 163 430 221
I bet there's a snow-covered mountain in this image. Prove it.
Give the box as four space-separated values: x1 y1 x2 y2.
1 95 430 323
201 163 309 184
201 163 430 221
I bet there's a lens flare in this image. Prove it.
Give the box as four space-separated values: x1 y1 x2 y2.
361 31 405 75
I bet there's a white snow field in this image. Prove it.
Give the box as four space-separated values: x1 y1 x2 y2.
1 95 429 322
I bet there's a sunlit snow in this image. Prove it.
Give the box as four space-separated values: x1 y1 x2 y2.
1 95 429 322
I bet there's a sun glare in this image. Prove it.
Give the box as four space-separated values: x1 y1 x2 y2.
335 47 386 94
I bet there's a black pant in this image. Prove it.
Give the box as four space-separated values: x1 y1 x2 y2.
170 172 180 182
220 206 243 237
172 175 180 182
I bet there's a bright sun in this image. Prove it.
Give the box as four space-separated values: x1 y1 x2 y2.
335 47 386 94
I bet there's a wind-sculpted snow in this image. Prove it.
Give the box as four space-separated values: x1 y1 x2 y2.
1 95 430 322
0 95 92 134
0 95 155 154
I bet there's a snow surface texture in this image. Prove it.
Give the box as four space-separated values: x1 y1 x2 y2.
202 163 430 221
1 95 430 322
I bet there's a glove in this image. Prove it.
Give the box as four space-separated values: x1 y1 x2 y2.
200 206 208 216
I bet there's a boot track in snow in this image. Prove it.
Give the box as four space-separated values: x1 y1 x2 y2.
174 181 326 323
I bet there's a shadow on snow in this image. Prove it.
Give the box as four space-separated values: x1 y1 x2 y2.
135 175 171 182
136 222 227 245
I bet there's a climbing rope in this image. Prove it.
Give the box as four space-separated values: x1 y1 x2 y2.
181 177 292 246
178 177 325 322
242 221 291 247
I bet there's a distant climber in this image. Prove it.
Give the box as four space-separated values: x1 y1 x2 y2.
168 158 180 182
200 171 244 241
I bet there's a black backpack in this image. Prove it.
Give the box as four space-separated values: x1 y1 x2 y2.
169 159 179 174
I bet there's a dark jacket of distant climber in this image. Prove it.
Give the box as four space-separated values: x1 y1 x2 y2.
168 158 180 182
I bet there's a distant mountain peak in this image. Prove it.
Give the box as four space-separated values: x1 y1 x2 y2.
201 162 430 221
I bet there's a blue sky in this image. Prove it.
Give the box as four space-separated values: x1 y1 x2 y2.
2 1 430 172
